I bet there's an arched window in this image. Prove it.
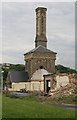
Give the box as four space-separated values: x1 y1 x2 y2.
40 66 43 69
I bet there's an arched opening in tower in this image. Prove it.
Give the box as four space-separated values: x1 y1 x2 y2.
40 66 43 69
31 69 50 81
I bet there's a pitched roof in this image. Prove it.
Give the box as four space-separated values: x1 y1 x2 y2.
7 71 29 83
24 45 57 55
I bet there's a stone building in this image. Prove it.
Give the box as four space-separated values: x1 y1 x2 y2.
6 7 57 92
24 7 57 81
6 7 77 94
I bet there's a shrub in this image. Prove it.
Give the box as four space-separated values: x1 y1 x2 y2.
20 88 27 93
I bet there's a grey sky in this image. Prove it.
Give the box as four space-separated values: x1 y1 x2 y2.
2 2 75 69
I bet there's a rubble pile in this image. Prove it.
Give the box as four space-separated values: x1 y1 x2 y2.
68 73 77 83
50 83 77 97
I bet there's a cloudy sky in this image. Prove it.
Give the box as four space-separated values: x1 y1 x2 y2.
1 2 75 69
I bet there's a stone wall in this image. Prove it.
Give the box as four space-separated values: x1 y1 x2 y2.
54 73 69 90
31 58 55 76
24 52 56 80
53 73 77 90
49 73 77 97
44 73 77 95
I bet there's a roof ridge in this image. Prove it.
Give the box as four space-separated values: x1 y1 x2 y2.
24 45 57 55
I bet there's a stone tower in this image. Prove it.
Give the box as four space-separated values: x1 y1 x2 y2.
35 7 47 48
24 7 57 81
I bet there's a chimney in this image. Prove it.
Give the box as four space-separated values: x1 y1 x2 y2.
35 7 47 48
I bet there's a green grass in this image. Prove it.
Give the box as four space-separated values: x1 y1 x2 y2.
0 94 2 120
2 95 75 118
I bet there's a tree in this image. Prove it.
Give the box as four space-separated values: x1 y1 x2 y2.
55 64 77 74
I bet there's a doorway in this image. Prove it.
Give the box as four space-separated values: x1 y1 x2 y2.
46 80 50 93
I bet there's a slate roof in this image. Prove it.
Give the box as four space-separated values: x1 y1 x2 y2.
7 71 29 83
24 45 57 55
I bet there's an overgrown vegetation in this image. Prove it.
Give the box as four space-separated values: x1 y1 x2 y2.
3 92 77 105
20 88 27 93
